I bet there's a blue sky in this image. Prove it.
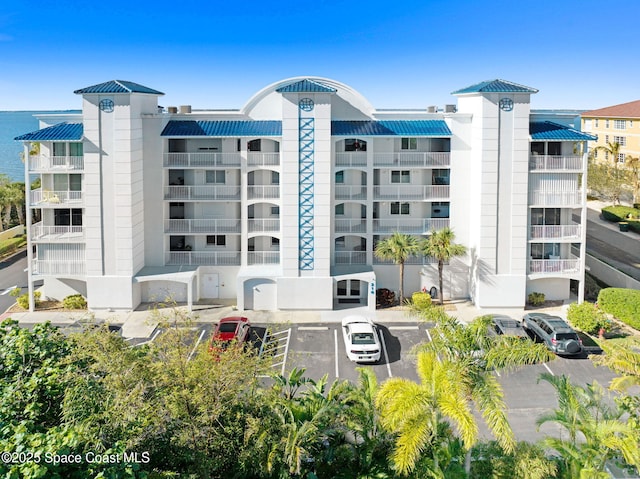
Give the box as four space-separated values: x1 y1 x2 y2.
1 0 638 111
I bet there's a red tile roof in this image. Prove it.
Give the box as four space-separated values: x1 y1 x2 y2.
582 99 640 118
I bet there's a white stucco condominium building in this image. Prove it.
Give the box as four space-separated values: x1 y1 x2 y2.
16 77 595 311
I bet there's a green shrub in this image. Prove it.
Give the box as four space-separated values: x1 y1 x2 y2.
601 205 640 222
566 302 610 334
0 235 27 256
597 288 640 331
62 294 87 310
527 292 545 306
12 290 41 309
411 291 432 310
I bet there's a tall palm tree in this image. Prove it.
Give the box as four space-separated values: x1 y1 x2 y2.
594 141 622 166
421 227 466 305
624 155 640 204
374 231 419 305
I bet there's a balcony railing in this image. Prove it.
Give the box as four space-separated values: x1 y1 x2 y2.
529 258 580 274
335 152 367 167
31 189 83 206
166 251 241 266
334 251 367 264
247 153 280 166
164 219 241 234
247 185 280 200
248 251 280 265
335 219 367 233
373 218 450 234
529 155 583 171
29 155 84 172
529 190 583 207
164 186 241 200
374 254 437 265
248 219 280 233
373 152 450 167
32 260 85 276
335 186 367 200
530 224 581 240
373 185 449 200
164 152 241 167
31 223 84 242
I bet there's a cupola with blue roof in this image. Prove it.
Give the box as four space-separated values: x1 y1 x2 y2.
74 80 164 96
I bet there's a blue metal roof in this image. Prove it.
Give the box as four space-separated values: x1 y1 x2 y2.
15 122 83 141
530 121 596 141
276 79 337 93
332 120 451 137
74 80 164 95
452 79 538 95
162 120 282 137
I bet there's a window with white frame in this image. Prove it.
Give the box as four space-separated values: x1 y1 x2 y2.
390 202 410 215
391 170 410 183
618 153 625 163
271 206 279 215
271 237 280 248
605 135 609 144
335 204 345 215
335 171 344 184
584 119 592 130
606 120 610 128
271 170 279 184
595 119 599 127
614 120 626 129
401 138 417 150
205 170 225 184
613 136 626 146
206 235 226 246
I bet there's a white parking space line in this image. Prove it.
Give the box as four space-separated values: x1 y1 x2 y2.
334 329 339 378
298 326 329 330
543 362 555 376
425 328 433 342
133 329 161 347
388 326 419 330
1 286 17 295
188 328 207 362
379 329 393 378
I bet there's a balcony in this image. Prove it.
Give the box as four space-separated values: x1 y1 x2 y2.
247 186 280 200
335 251 367 264
373 185 449 201
29 155 84 172
335 186 367 200
529 257 580 274
31 189 83 206
373 152 450 168
248 219 280 233
530 224 581 241
32 259 85 276
335 219 367 233
373 218 450 234
247 153 280 167
374 255 436 265
529 155 583 172
529 190 583 207
164 186 241 200
166 251 241 266
335 152 367 167
164 219 241 234
31 223 84 242
164 152 241 167
248 251 280 265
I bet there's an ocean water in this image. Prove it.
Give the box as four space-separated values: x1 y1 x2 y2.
0 111 79 182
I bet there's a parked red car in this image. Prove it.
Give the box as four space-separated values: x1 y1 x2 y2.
209 316 251 353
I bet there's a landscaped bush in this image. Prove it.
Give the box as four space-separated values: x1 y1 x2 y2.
566 302 610 334
527 292 545 306
63 294 87 310
411 291 432 310
597 288 640 331
10 289 41 309
376 288 395 308
0 235 26 256
601 205 640 222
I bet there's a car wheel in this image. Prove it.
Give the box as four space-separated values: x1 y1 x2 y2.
566 340 581 354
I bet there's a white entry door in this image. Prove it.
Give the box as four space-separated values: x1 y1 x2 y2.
201 274 219 298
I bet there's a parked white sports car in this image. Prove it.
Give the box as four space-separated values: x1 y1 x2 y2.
341 316 381 363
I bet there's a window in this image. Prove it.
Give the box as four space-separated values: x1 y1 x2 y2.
205 170 225 184
69 143 83 156
271 206 279 215
595 119 598 127
335 204 345 215
271 171 279 184
606 120 609 128
594 150 598 159
530 142 545 155
613 136 626 146
618 153 625 163
335 171 344 184
54 209 83 226
206 235 226 246
531 208 560 226
52 143 66 156
248 139 261 151
614 120 626 129
547 142 561 156
401 138 417 150
605 135 609 144
584 119 592 130
605 151 609 161
336 236 345 247
391 202 410 215
345 139 366 151
391 170 410 183
432 170 450 185
271 237 280 247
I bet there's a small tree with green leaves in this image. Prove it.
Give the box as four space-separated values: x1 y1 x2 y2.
421 227 467 305
374 231 420 305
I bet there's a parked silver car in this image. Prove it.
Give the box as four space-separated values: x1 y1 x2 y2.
522 313 583 356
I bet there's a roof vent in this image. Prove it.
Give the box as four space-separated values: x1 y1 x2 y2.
179 105 192 114
167 106 178 114
427 105 437 113
445 104 457 113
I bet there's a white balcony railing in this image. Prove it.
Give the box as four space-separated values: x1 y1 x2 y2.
335 219 367 233
164 152 241 167
334 251 367 264
335 186 367 200
248 251 280 265
164 186 241 200
29 155 84 171
166 251 241 266
530 224 581 240
374 254 437 265
529 190 583 207
373 185 449 200
247 185 280 200
248 219 280 232
529 155 583 171
373 218 450 234
31 189 83 206
373 152 450 167
247 152 280 166
164 219 241 233
335 152 367 167
32 260 85 276
31 223 84 242
529 258 580 274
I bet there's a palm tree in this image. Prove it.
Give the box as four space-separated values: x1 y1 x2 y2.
624 155 640 204
374 231 419 305
421 227 466 305
594 141 623 166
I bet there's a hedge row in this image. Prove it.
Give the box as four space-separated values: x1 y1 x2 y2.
597 288 640 331
601 206 640 233
0 235 26 256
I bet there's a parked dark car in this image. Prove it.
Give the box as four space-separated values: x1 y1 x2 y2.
522 313 583 356
491 315 529 339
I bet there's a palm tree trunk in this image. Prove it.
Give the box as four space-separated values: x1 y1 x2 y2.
399 261 405 305
438 260 444 305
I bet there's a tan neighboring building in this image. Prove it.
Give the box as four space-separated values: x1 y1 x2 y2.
582 100 640 163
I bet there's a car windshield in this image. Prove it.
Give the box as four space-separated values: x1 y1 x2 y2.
219 323 238 333
556 333 579 341
352 332 375 344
